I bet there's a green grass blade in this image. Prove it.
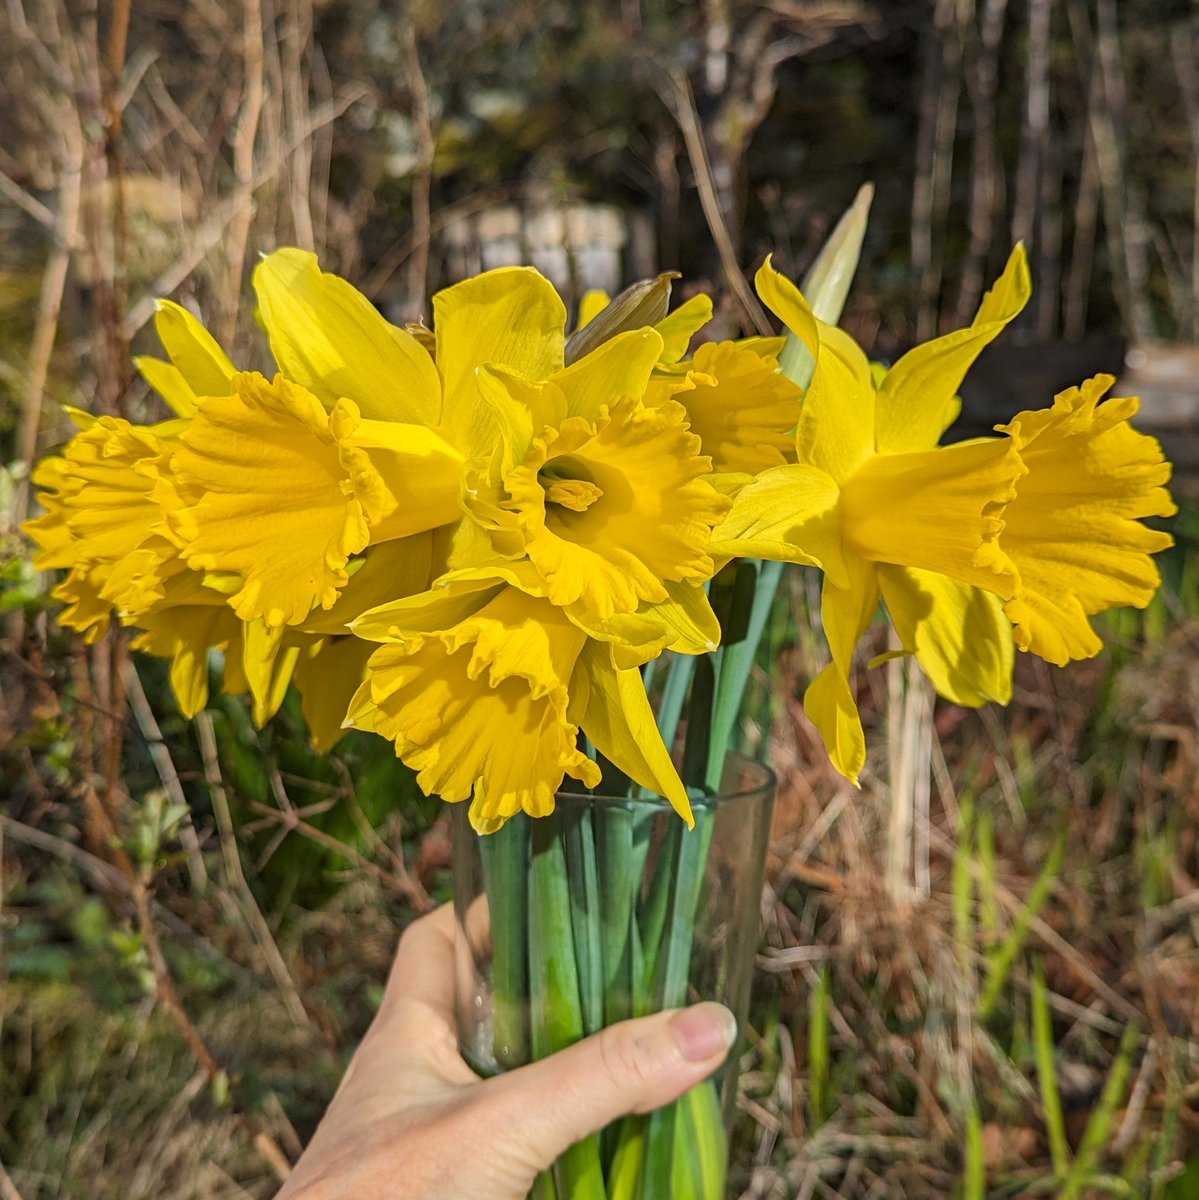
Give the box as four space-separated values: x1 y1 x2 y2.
978 830 1066 1020
954 792 975 949
564 809 604 1036
1031 960 1071 1178
963 1100 986 1200
808 965 831 1127
1060 1023 1140 1200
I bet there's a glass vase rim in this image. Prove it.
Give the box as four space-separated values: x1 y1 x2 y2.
551 749 776 810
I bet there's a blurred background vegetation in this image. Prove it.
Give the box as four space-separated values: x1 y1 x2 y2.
1 0 1198 1196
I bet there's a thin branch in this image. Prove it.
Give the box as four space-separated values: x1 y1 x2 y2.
12 109 83 528
402 18 435 319
220 0 265 345
659 65 772 336
195 710 316 1034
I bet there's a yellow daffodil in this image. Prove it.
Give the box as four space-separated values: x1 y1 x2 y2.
24 413 189 638
714 245 1175 782
462 336 729 619
345 565 694 832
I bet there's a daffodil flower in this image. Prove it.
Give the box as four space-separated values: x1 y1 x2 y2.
713 246 1175 782
344 563 694 832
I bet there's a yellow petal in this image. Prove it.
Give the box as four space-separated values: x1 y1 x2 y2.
134 356 197 418
253 248 441 424
669 341 801 475
803 556 880 784
174 372 379 627
298 533 437 635
552 328 663 423
433 267 566 456
152 299 236 398
566 579 721 668
294 635 375 750
877 565 1013 706
875 245 1031 454
655 294 714 363
242 618 303 726
575 640 693 826
839 436 1023 597
996 375 1176 665
50 564 112 643
346 588 600 828
348 417 465 542
710 462 848 586
754 256 820 358
129 579 242 717
795 322 878 484
577 289 611 328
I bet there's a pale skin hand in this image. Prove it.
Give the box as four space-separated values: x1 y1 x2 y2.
275 904 737 1200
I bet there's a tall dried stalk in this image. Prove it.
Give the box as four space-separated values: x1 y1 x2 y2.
912 0 966 341
221 0 265 345
402 19 435 320
1010 0 1052 254
954 0 1009 325
1170 18 1199 341
1063 25 1102 342
12 108 82 528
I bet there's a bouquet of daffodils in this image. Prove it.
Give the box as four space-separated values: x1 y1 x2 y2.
25 194 1176 1198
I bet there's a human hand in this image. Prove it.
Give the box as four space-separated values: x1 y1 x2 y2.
275 904 737 1199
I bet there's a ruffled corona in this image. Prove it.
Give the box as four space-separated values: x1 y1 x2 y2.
24 416 188 631
173 372 388 628
345 586 601 831
649 340 801 476
996 376 1176 665
469 383 729 619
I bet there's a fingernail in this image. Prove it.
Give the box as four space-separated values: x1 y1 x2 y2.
669 1002 737 1062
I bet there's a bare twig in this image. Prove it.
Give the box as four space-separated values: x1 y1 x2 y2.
220 0 265 344
12 107 83 528
130 871 292 1182
659 64 772 337
955 0 1009 324
401 18 435 319
195 711 316 1034
120 656 208 892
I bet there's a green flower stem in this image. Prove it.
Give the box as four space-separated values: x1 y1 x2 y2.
479 818 529 1069
564 810 604 1036
705 559 785 791
653 651 696 758
530 819 606 1200
640 804 717 1198
674 1081 727 1200
595 807 637 1025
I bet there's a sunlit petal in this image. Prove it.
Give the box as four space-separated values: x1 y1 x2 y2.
433 267 566 456
803 555 879 784
253 247 441 424
875 245 1031 453
575 640 693 826
877 565 1013 706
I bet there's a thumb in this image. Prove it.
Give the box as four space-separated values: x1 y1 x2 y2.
473 1002 737 1173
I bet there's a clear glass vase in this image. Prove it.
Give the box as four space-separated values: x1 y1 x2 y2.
452 753 776 1200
